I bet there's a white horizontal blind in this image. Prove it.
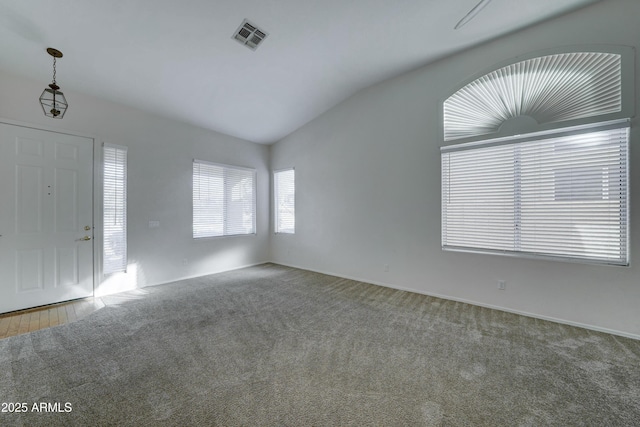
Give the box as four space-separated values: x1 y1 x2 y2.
442 125 629 265
193 160 256 238
103 143 128 274
274 168 295 233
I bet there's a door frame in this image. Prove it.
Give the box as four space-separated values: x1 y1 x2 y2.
0 117 101 300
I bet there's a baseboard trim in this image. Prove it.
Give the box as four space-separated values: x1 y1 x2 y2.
97 261 270 297
272 261 640 341
165 261 270 284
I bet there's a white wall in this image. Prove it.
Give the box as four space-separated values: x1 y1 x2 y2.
270 0 640 338
0 70 270 296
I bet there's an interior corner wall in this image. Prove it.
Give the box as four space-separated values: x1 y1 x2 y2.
269 0 640 338
0 70 270 295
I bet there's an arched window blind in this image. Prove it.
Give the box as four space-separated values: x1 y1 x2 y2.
193 160 256 238
103 143 128 274
441 49 631 266
443 52 623 141
274 168 295 233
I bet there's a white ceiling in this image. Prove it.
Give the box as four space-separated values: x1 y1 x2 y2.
0 0 600 144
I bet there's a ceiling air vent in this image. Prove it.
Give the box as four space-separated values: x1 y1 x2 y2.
232 19 269 51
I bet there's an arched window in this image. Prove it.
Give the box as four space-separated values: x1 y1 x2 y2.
440 47 634 265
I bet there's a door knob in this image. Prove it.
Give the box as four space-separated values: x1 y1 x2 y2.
84 225 92 231
76 236 92 241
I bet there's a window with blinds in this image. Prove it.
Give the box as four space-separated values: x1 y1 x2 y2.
103 143 128 274
441 123 629 265
193 160 256 238
274 168 295 233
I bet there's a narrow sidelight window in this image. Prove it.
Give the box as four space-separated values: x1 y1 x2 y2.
274 168 295 233
103 143 128 274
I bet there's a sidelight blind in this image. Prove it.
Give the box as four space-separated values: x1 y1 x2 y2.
103 143 128 274
441 122 629 265
274 168 295 233
193 160 256 238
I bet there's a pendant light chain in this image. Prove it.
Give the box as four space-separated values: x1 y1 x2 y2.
52 56 57 85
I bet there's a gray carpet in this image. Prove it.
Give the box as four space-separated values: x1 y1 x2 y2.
1 263 639 426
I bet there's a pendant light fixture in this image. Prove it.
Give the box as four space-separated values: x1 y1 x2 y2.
39 47 68 119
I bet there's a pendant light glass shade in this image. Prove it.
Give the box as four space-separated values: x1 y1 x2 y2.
39 83 68 118
39 48 68 119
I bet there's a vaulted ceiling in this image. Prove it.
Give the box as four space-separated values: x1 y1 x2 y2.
0 0 600 144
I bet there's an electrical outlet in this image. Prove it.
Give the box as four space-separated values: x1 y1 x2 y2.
384 264 389 272
498 280 506 290
182 258 188 266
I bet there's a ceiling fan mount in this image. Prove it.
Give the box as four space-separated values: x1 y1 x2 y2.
455 0 493 29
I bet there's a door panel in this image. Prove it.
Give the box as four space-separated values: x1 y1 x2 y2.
0 123 94 313
55 168 79 232
16 249 44 291
16 164 44 234
55 246 79 287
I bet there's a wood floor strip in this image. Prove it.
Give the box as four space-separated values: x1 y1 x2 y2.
0 317 11 339
39 309 50 329
28 312 40 332
0 298 103 340
66 304 78 323
7 316 21 337
57 306 69 324
74 301 91 319
49 308 60 327
18 314 31 335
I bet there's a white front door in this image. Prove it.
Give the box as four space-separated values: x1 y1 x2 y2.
0 122 94 313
